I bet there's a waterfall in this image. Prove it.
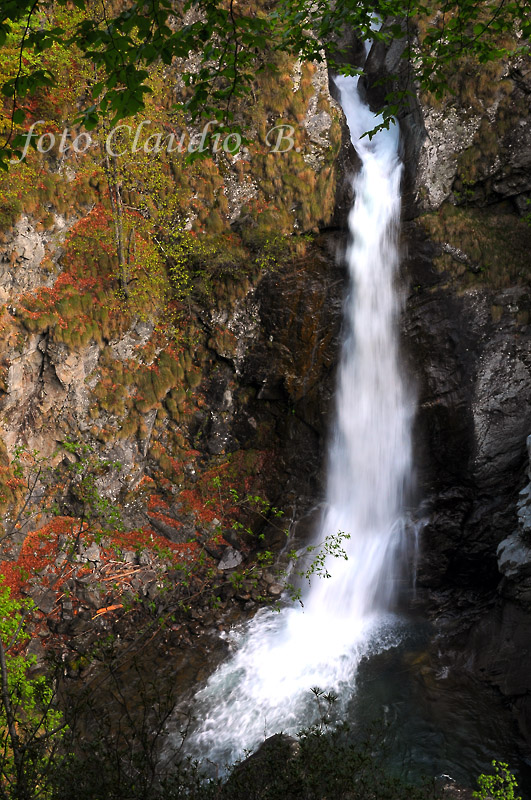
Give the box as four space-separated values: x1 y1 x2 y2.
182 67 413 768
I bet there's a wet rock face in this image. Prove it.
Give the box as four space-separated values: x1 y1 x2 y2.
360 33 531 594
375 40 531 747
463 601 531 745
517 438 531 542
203 236 344 524
403 219 531 589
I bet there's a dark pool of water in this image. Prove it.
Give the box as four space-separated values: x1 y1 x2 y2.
347 619 531 796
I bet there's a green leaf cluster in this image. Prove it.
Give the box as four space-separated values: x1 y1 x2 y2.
474 761 522 800
0 0 529 167
0 579 65 800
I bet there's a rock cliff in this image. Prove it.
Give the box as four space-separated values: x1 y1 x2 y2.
0 51 346 678
394 47 531 745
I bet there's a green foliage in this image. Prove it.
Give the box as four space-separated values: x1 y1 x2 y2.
296 530 351 583
206 476 355 606
0 579 65 800
7 440 125 556
34 670 441 800
0 196 20 228
473 761 521 800
54 440 124 539
0 0 529 167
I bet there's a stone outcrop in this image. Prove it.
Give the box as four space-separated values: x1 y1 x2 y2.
405 250 531 589
0 214 73 300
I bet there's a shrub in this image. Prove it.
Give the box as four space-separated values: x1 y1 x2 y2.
474 761 521 800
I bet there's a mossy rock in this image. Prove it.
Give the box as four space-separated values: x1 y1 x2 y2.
421 203 531 289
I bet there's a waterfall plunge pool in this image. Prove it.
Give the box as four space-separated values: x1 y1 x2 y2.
168 609 531 794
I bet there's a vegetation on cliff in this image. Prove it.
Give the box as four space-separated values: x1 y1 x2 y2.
0 0 339 575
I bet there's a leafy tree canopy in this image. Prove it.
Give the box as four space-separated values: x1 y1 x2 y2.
0 0 529 168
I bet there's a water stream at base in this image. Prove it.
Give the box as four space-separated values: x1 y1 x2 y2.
182 68 414 768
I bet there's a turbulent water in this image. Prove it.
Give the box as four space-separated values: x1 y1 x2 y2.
183 69 413 767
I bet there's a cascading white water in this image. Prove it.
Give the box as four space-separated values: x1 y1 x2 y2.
182 67 413 768
308 73 410 622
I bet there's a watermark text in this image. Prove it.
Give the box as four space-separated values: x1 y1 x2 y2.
11 120 300 163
